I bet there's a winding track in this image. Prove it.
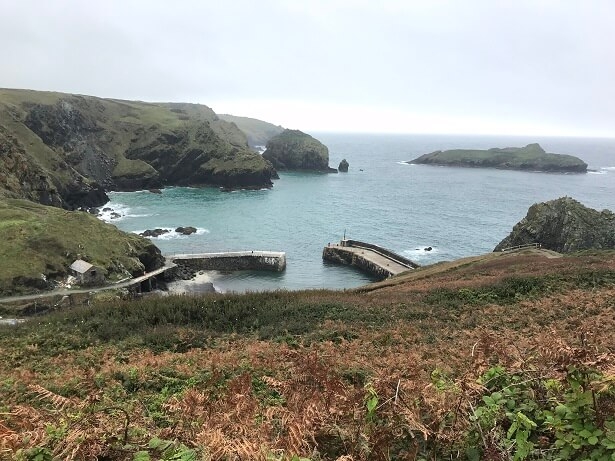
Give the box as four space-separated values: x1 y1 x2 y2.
0 260 176 304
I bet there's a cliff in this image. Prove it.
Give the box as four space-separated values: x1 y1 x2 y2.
494 197 615 253
217 114 284 148
0 88 277 208
262 129 333 172
408 143 587 173
0 198 164 295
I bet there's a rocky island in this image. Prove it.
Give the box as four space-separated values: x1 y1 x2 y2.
408 143 587 173
263 129 336 172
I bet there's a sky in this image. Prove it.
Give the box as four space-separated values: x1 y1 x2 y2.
2 0 614 137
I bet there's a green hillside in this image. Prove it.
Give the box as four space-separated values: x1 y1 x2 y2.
0 89 276 209
0 198 163 295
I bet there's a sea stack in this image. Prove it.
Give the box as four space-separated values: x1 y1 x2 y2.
262 129 333 172
338 159 349 172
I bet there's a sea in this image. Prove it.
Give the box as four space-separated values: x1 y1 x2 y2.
100 133 615 293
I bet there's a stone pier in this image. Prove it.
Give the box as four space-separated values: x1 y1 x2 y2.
168 251 286 274
323 239 418 280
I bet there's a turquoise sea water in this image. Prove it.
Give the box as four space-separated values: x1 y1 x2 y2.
103 133 615 292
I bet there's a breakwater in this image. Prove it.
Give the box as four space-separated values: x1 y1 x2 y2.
168 251 286 275
323 240 418 280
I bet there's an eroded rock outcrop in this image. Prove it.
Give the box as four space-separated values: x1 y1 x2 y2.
494 197 615 253
338 159 349 172
262 129 333 172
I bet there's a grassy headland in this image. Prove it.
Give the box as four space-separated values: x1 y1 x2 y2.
218 114 284 148
0 199 162 295
0 88 277 210
1 249 613 460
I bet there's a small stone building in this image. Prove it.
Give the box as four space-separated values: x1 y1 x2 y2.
69 259 105 286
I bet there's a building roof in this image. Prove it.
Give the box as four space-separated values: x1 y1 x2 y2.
70 259 94 274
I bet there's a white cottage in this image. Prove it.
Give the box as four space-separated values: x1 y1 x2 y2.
69 259 104 286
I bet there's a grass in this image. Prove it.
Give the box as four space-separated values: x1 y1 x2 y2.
1 250 614 460
0 199 160 295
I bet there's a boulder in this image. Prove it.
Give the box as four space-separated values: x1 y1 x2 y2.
140 228 170 238
175 226 197 235
494 197 615 253
338 159 349 172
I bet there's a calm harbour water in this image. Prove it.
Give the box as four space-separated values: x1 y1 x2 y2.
102 133 615 292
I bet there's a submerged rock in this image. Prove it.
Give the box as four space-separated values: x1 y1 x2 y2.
494 197 615 253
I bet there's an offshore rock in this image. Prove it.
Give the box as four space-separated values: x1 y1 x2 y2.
140 228 170 238
494 197 615 253
262 129 333 172
175 226 197 235
338 158 349 172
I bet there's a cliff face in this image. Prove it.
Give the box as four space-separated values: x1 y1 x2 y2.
494 197 615 253
0 198 164 295
0 125 108 209
262 129 333 172
0 89 277 208
409 143 587 173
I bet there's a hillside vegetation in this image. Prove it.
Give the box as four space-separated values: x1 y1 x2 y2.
218 114 284 148
0 199 163 295
0 89 276 209
409 143 587 173
1 249 614 460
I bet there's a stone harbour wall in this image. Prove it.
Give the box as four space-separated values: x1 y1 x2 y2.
322 246 393 280
169 251 286 273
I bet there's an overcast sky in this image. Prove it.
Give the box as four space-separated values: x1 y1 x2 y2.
2 0 614 137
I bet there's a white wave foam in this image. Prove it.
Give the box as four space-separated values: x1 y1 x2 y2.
396 161 412 165
588 170 607 175
167 271 218 294
133 227 210 239
98 204 132 222
402 246 439 261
